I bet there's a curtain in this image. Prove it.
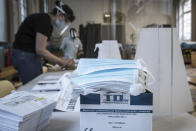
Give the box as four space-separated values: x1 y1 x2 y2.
80 24 101 58
27 0 40 15
7 0 20 42
7 0 46 42
192 0 196 41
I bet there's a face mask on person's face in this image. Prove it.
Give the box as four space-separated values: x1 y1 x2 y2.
70 31 77 39
55 18 70 36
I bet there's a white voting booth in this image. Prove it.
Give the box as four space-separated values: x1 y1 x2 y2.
95 40 122 59
135 28 193 114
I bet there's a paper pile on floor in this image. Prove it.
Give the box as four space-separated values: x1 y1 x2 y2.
71 59 150 96
0 91 56 131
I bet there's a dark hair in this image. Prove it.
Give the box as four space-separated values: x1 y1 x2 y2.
70 28 76 34
51 1 75 22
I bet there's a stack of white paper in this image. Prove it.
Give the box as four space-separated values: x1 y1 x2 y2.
0 91 56 131
71 59 148 95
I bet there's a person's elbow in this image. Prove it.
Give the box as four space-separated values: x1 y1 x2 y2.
35 32 48 56
36 47 45 56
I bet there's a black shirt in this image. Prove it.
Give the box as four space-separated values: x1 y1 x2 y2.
13 13 53 53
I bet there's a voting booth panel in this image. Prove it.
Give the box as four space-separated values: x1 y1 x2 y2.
135 28 193 113
80 91 153 131
95 40 122 59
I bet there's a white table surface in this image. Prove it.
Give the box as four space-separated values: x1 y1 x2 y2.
17 72 196 131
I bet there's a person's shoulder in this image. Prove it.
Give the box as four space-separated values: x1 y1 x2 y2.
75 37 82 43
62 37 71 43
30 13 48 17
28 13 50 21
63 37 70 41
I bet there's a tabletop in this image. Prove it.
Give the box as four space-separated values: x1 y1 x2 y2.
17 72 196 131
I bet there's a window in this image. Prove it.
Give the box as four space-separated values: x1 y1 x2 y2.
20 0 27 22
43 0 49 13
178 0 191 41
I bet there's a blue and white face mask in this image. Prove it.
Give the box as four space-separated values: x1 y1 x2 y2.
73 59 142 76
70 58 153 96
55 20 70 36
71 68 139 94
71 68 139 86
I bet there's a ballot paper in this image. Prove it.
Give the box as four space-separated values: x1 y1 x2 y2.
32 73 69 91
55 91 80 112
0 91 56 131
31 72 80 112
32 91 61 104
32 84 61 91
37 75 60 84
55 76 80 112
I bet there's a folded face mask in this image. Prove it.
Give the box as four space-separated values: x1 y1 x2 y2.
70 58 152 96
73 59 142 76
71 68 139 86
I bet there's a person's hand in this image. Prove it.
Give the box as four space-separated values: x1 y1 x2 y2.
77 51 84 58
60 58 75 69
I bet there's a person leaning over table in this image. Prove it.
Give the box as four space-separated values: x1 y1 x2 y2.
11 1 75 84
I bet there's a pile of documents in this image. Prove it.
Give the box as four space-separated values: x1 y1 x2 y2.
0 91 56 131
71 59 149 96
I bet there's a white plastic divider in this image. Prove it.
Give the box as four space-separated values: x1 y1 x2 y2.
135 28 193 114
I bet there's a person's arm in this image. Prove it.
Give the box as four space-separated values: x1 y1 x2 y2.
77 50 84 57
35 32 74 67
77 39 84 57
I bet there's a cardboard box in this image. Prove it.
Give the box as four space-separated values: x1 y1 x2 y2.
191 52 196 68
80 91 153 131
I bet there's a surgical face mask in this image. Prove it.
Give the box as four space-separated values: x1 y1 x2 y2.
55 19 70 36
71 68 139 95
69 58 153 96
70 30 77 39
72 68 139 85
71 71 139 96
73 58 142 76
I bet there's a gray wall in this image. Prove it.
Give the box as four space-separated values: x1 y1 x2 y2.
0 0 7 41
